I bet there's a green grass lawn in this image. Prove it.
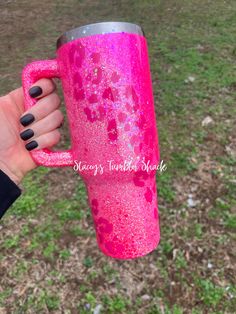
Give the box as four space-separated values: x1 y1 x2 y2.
0 0 236 313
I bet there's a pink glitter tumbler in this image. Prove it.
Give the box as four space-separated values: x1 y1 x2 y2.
22 22 160 259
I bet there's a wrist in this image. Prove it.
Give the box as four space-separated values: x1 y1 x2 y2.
0 160 24 185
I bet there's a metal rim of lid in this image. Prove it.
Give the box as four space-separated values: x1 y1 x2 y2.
56 21 145 49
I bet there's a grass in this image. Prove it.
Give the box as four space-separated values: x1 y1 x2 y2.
156 172 175 203
18 290 60 312
0 0 236 313
196 279 225 308
10 167 49 217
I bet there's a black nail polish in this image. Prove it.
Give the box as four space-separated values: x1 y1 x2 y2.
29 86 43 98
20 129 34 141
25 140 38 151
20 113 35 127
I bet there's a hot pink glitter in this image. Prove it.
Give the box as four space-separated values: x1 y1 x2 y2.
22 32 160 259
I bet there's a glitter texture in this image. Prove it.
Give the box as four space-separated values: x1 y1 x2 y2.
22 32 160 259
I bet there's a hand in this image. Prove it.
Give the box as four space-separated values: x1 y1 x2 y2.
0 79 63 185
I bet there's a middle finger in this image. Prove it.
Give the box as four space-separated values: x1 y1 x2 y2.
20 109 63 141
20 92 61 128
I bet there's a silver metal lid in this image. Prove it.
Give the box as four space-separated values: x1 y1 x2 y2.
56 21 144 49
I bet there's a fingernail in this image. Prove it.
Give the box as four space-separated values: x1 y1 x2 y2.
29 86 42 98
20 129 34 141
20 113 35 127
25 140 38 151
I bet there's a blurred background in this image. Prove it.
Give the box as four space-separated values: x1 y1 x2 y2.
0 0 235 313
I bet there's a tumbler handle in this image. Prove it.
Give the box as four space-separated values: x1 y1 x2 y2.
22 59 74 167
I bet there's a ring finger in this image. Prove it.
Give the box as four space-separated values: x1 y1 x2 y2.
25 129 61 151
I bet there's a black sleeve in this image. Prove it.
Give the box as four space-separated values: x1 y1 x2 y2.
0 169 21 220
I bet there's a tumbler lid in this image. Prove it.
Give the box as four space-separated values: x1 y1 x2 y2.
56 21 145 49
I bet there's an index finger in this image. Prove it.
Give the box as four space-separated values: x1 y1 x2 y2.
28 78 56 99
